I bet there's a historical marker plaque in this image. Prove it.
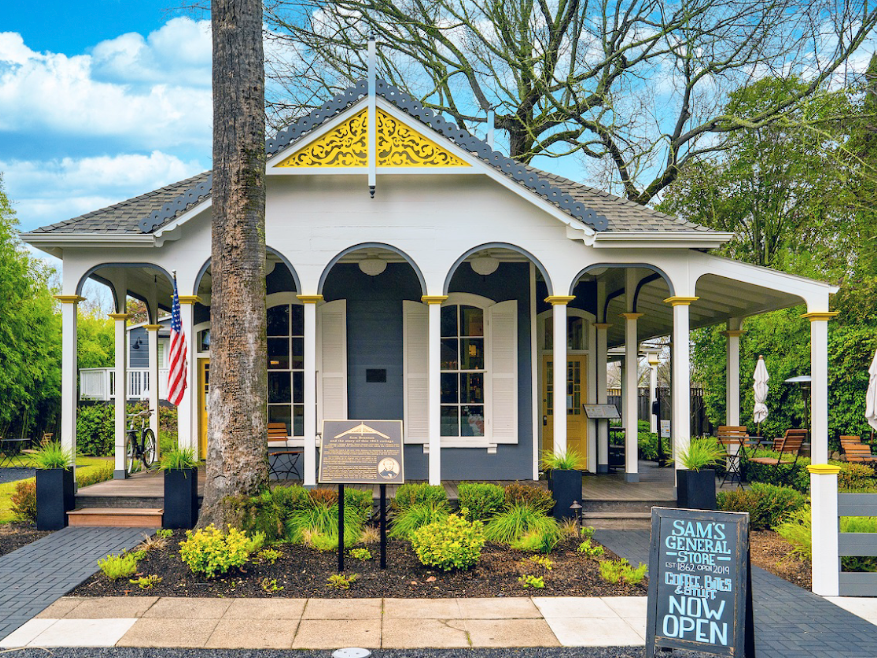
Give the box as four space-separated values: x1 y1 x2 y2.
646 508 755 658
319 420 405 485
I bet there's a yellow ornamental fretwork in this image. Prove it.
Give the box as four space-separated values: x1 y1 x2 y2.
275 108 469 168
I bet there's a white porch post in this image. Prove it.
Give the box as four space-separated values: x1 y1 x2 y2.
298 295 322 486
108 312 132 478
666 296 697 478
723 318 744 427
145 323 161 460
594 322 610 473
547 296 575 455
809 464 840 596
649 362 658 434
177 296 198 454
55 295 83 471
804 311 838 464
622 312 642 482
423 295 448 485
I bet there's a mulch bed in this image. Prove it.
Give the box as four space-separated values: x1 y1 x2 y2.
749 529 811 590
71 531 648 599
0 524 51 558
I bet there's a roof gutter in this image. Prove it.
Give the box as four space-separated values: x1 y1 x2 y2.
592 231 734 249
19 232 155 257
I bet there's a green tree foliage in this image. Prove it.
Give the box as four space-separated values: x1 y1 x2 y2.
76 308 114 369
0 175 61 437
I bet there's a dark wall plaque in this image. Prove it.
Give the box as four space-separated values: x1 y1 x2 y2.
646 508 754 658
319 420 405 485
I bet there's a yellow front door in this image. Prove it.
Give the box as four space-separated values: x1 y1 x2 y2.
198 358 210 460
542 355 588 467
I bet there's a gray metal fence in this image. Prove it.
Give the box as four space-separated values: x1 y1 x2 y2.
606 387 712 435
837 493 877 596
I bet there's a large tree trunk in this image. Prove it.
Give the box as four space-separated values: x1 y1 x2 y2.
200 0 268 527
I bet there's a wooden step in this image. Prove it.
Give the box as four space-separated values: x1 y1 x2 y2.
582 511 652 531
67 508 163 527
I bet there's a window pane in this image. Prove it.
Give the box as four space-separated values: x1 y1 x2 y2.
440 339 458 370
268 372 291 403
267 305 289 336
440 406 459 436
461 373 484 404
461 306 483 336
461 406 485 436
268 338 290 370
291 304 304 336
440 305 457 337
268 405 291 435
460 338 484 370
292 371 304 404
291 337 304 369
568 317 585 351
292 405 304 436
543 317 553 351
441 373 458 404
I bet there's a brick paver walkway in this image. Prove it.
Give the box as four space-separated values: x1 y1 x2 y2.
0 526 151 640
595 529 877 658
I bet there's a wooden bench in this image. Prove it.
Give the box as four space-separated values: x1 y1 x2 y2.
716 426 748 487
267 422 301 480
748 429 807 484
841 435 877 465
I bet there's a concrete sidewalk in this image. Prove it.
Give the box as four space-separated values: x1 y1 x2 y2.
1 596 647 649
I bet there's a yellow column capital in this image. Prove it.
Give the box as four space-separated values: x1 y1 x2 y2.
620 312 644 320
593 323 612 330
801 311 840 322
107 312 133 321
807 464 841 475
144 324 163 331
664 296 699 306
178 295 201 305
721 330 746 337
296 294 324 304
545 295 576 306
421 295 449 305
54 294 85 304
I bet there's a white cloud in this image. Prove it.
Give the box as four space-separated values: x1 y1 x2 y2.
2 151 205 231
0 18 212 150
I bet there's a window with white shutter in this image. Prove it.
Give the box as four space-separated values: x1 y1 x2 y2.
318 300 347 425
403 300 428 442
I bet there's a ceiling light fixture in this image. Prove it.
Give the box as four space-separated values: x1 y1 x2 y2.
470 254 499 276
359 256 387 277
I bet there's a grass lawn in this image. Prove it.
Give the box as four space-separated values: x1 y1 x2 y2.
0 456 113 524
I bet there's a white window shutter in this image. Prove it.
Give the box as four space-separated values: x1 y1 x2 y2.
403 300 428 442
488 300 517 442
318 300 347 425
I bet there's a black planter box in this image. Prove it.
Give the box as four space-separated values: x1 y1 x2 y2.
36 468 75 531
676 469 717 510
163 467 199 529
548 469 583 521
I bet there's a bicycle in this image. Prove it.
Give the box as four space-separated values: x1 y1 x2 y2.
125 409 157 474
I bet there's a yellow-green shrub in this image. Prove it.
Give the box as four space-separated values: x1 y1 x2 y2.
98 552 140 580
411 513 485 571
179 524 265 578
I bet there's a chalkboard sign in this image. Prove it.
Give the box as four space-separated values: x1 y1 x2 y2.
646 508 755 658
319 420 405 484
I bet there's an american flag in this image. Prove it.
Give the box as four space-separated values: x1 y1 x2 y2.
167 275 188 406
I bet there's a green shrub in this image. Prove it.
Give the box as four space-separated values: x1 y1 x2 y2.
529 555 553 570
129 575 162 590
76 461 115 488
286 499 365 548
271 484 310 514
638 431 671 461
457 482 505 521
839 463 877 491
98 552 140 580
11 480 37 523
389 501 450 540
31 442 73 469
774 506 813 560
577 538 605 559
503 483 554 515
257 548 282 564
344 487 374 521
391 483 447 512
179 524 265 578
511 526 562 553
160 448 197 471
411 513 485 571
540 448 585 471
485 503 559 546
223 490 286 543
518 574 545 589
676 438 725 471
740 450 811 492
599 559 647 585
349 547 373 560
717 483 807 530
308 488 339 507
76 403 115 456
327 573 359 589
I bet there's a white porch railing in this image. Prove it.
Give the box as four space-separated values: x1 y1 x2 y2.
79 368 169 402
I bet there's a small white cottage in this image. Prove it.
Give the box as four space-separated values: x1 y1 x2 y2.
22 77 838 485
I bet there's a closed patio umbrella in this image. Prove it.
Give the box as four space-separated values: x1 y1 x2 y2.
753 355 769 435
867 348 877 432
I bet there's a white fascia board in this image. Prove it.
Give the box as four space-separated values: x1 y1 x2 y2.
593 231 734 249
698 253 839 295
153 198 213 244
20 233 155 252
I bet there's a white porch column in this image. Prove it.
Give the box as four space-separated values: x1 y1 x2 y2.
55 295 83 471
547 296 575 455
649 362 658 434
808 464 840 596
109 312 132 478
621 312 643 482
804 311 838 464
298 295 322 486
423 295 448 485
723 318 744 427
594 322 611 473
145 324 161 460
666 296 698 477
177 296 198 454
